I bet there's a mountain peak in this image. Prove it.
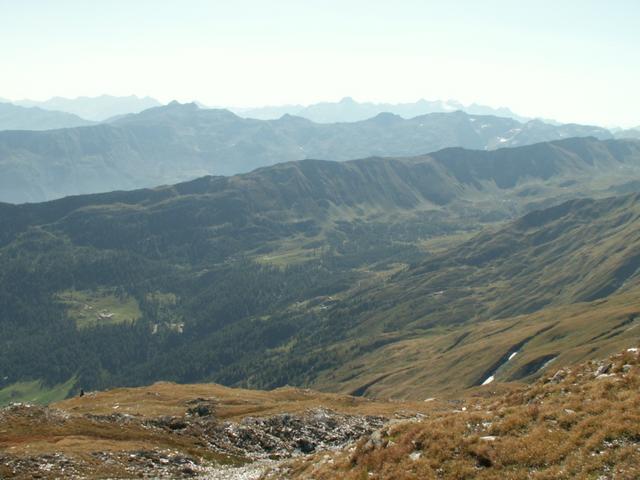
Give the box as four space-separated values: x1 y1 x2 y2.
370 111 402 123
166 100 198 109
276 113 311 123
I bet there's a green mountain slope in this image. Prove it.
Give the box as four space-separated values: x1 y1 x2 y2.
0 102 613 203
2 137 638 252
348 192 640 332
305 194 640 398
1 138 640 402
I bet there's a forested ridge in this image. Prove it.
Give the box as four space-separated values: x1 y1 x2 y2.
2 137 640 400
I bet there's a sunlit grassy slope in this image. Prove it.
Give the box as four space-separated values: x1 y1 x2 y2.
283 347 640 480
0 377 76 406
312 288 640 399
279 194 640 399
55 288 142 329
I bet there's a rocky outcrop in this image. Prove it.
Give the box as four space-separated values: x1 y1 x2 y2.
0 402 385 479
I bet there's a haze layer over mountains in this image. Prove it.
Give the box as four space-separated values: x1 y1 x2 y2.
0 95 529 127
0 100 616 203
12 95 162 122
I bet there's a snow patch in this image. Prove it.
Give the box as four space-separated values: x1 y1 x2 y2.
481 375 495 385
541 356 557 371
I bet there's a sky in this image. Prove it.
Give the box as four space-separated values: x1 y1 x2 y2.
1 0 639 127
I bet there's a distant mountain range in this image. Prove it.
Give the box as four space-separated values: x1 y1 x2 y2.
0 102 95 130
13 94 161 121
230 96 532 123
0 101 613 203
2 94 634 133
616 127 640 139
1 95 528 126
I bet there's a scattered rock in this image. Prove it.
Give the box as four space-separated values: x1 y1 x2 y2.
362 429 389 452
594 363 612 377
185 398 216 417
149 416 188 430
215 409 385 459
549 369 567 384
0 402 384 478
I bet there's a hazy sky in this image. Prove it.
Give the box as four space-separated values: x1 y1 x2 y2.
1 0 638 127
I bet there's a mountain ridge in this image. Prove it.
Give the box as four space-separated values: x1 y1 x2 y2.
13 94 162 121
0 102 614 203
231 96 531 123
1 138 640 402
0 102 95 131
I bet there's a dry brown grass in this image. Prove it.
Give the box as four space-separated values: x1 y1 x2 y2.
55 381 438 420
0 406 228 461
272 347 640 480
3 350 639 479
0 381 442 478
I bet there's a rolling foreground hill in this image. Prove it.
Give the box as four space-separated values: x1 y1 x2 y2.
1 347 637 479
280 347 640 480
1 138 640 407
0 381 428 479
0 101 612 203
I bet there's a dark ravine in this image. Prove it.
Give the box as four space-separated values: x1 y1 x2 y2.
472 323 558 386
510 354 558 380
